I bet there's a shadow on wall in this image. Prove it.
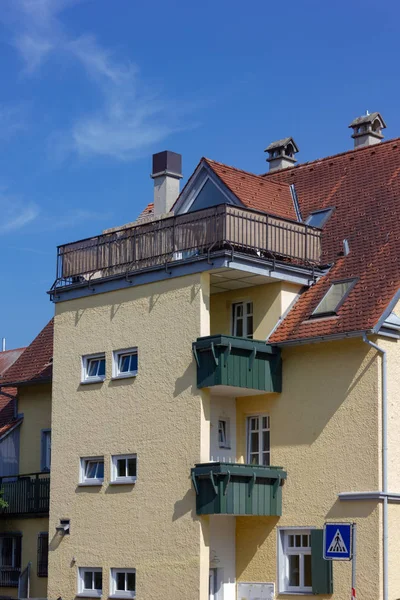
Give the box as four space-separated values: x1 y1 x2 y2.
274 342 376 447
49 531 64 552
173 486 197 522
174 362 197 398
326 499 377 519
235 516 279 580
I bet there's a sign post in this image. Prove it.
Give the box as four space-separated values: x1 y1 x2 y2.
323 522 356 599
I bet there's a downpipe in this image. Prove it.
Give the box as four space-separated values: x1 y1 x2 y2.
363 335 388 600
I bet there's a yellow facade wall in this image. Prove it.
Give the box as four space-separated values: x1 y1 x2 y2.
48 273 211 600
0 517 49 599
236 339 382 600
18 384 51 474
210 281 300 340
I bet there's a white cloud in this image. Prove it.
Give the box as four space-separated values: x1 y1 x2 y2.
0 194 40 234
1 0 192 161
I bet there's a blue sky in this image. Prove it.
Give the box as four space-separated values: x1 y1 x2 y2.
1 0 399 349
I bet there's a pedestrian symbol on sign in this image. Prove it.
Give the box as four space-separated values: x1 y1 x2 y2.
327 529 348 554
323 522 352 561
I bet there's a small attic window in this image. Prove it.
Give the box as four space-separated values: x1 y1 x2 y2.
310 279 356 318
305 208 333 228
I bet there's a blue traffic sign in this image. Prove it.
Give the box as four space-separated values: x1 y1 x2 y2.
323 522 352 560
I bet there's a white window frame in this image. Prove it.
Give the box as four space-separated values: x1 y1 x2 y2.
78 567 103 598
110 454 137 485
81 353 106 384
79 457 105 486
232 301 253 339
278 528 313 594
41 429 51 472
246 414 270 465
217 419 230 449
110 568 136 599
0 536 18 567
112 348 138 379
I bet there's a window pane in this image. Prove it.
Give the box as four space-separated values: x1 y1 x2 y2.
313 280 355 315
129 353 138 372
246 302 253 314
236 304 243 317
302 535 309 547
250 417 259 431
117 459 126 478
262 416 269 429
249 454 258 464
246 315 253 338
1 538 13 566
88 360 98 377
295 535 301 547
86 461 97 479
120 355 131 373
288 555 300 587
262 452 270 466
236 319 243 337
250 432 259 453
288 535 294 548
304 554 312 587
84 571 93 590
96 461 104 479
98 359 105 377
93 571 102 591
262 430 270 452
127 458 137 477
116 572 125 591
126 572 136 591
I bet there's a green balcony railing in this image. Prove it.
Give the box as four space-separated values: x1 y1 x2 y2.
192 335 282 394
191 462 286 516
0 473 50 517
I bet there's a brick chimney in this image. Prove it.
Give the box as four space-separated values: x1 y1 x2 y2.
265 137 299 171
349 112 386 148
151 151 182 215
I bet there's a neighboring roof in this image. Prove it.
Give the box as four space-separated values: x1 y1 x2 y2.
349 112 386 128
203 158 297 220
0 319 53 386
263 137 400 343
0 348 25 376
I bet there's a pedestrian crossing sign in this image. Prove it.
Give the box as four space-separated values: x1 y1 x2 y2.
323 522 352 560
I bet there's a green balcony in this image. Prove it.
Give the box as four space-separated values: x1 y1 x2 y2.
191 462 286 516
192 335 282 396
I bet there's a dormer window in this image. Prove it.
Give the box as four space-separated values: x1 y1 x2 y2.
305 208 333 228
310 279 356 318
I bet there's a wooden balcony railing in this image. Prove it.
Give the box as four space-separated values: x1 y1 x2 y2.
0 473 50 517
52 204 322 290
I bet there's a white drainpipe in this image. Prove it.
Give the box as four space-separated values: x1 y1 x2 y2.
363 335 388 600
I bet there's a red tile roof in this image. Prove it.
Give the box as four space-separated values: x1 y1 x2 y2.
0 417 22 440
203 159 297 220
0 319 53 386
0 349 25 435
0 348 25 376
265 138 400 343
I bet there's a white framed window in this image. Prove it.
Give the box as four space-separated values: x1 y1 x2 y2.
112 348 138 379
78 567 103 598
279 529 312 594
80 457 104 485
232 301 253 339
110 568 136 599
40 429 51 472
82 354 106 383
218 419 230 449
111 455 137 484
247 415 270 465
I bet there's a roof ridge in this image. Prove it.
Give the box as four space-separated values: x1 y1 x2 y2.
204 157 290 189
261 136 400 177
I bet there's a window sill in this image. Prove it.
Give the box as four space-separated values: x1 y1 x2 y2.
111 373 138 381
77 481 104 487
76 593 102 598
80 378 106 385
109 594 135 599
109 479 137 485
278 591 313 596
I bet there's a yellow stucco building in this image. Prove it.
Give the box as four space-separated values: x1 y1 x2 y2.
0 322 53 599
46 114 400 600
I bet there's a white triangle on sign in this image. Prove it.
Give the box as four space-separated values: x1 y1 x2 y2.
328 529 348 553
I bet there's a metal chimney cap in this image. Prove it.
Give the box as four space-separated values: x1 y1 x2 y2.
151 151 182 179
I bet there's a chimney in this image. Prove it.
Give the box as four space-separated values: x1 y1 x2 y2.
1 338 5 352
151 151 182 215
349 112 386 148
265 137 299 171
